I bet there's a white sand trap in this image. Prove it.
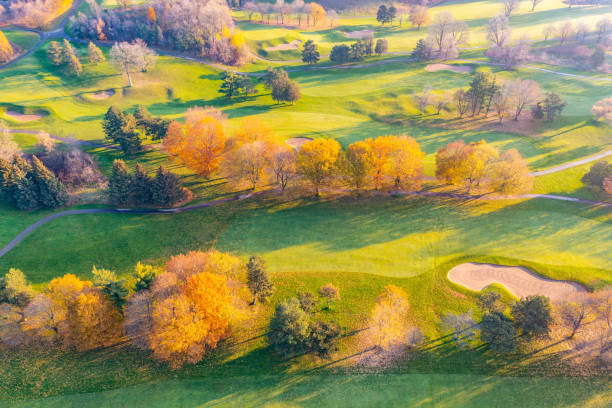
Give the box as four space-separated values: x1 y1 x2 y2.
4 110 44 122
89 89 116 100
425 63 472 74
286 137 312 149
265 40 302 52
344 29 374 39
447 262 585 302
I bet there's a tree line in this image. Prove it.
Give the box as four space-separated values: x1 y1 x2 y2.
160 106 533 197
70 0 248 65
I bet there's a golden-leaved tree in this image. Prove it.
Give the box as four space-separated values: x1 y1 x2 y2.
163 108 226 178
341 141 375 191
384 136 424 191
489 149 533 194
22 274 122 350
296 138 342 196
369 285 411 350
0 29 14 63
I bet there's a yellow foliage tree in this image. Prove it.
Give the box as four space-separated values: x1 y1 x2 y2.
365 135 399 190
489 149 533 194
384 136 424 191
369 285 410 350
436 140 499 193
341 141 375 191
163 108 226 178
0 29 14 63
149 272 234 368
296 138 342 196
309 3 326 27
67 289 123 351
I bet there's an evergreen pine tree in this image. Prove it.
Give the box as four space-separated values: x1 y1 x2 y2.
151 166 187 207
301 40 320 64
87 42 105 63
411 39 431 61
130 163 153 205
11 162 38 210
103 106 125 143
0 157 15 204
247 255 275 305
108 159 132 205
30 156 68 208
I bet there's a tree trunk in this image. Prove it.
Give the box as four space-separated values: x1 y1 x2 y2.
126 68 133 87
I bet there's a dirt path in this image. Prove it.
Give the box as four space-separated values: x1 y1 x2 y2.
447 262 586 302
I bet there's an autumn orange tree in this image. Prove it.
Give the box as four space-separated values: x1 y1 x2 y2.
309 3 327 27
163 107 226 178
0 29 14 63
149 272 234 368
365 135 397 190
124 250 250 368
296 138 342 196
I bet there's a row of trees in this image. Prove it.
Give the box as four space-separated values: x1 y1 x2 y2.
242 0 329 28
162 106 532 197
108 160 190 207
329 38 388 63
414 73 566 124
70 0 248 65
102 105 171 154
0 153 68 210
46 39 86 77
218 67 301 104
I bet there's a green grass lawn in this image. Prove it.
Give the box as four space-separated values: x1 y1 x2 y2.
234 0 612 58
1 0 612 404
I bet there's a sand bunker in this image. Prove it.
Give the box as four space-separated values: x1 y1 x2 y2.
286 137 312 149
425 63 472 74
344 29 374 39
447 262 585 302
4 110 44 122
265 40 302 52
89 89 116 100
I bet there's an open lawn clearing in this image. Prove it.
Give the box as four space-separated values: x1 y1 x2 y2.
425 63 473 74
1 196 610 288
447 262 586 302
235 0 612 56
10 372 612 408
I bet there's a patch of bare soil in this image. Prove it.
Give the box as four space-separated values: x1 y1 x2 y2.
286 137 312 149
447 262 585 302
344 29 374 39
89 89 116 100
265 40 302 52
425 63 472 74
4 110 44 122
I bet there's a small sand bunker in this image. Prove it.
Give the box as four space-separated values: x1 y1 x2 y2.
344 29 374 39
447 262 585 302
4 110 44 122
425 63 472 74
89 89 116 100
286 137 312 150
265 40 302 52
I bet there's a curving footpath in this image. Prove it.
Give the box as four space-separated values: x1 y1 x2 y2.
0 193 252 259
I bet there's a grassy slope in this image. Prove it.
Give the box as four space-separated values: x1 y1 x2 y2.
236 0 612 56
